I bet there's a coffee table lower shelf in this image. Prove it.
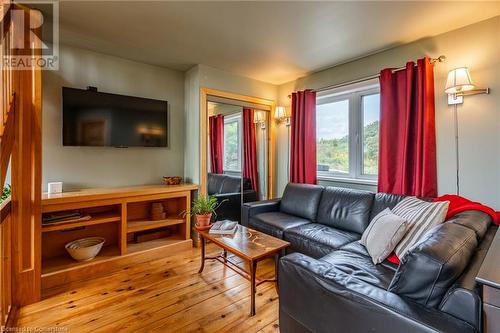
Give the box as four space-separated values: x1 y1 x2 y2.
202 253 279 287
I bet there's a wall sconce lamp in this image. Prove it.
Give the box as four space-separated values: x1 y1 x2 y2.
445 67 489 105
274 106 291 127
253 111 266 129
445 67 489 195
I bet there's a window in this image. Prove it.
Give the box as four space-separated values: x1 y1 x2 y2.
362 94 380 176
317 99 350 174
223 114 242 172
316 80 380 182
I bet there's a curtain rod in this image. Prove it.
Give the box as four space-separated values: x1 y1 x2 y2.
287 55 446 98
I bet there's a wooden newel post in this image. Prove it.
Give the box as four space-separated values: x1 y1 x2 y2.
9 3 42 306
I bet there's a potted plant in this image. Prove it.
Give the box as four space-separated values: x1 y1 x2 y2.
1 184 11 204
185 195 226 227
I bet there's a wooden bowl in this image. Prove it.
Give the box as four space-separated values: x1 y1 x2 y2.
65 237 105 261
163 176 182 185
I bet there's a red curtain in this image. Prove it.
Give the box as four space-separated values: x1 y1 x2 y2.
378 57 437 197
290 90 317 184
209 114 224 174
243 108 259 195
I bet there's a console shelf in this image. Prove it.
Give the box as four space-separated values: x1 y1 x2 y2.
127 217 185 233
41 184 198 291
42 245 120 276
127 235 185 254
41 212 121 233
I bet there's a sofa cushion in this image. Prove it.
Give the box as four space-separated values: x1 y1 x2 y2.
320 250 395 289
284 223 359 258
280 183 324 221
220 175 242 193
369 192 407 221
340 241 399 272
316 187 374 234
392 197 449 258
207 173 226 195
446 210 491 240
249 212 311 239
437 226 496 330
389 223 478 308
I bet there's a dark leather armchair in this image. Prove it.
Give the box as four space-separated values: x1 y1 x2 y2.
207 173 257 222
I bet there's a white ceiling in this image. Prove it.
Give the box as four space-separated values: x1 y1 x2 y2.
57 1 500 84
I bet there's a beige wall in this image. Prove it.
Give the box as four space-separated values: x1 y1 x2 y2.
42 17 499 209
277 16 500 208
42 45 185 191
183 65 201 185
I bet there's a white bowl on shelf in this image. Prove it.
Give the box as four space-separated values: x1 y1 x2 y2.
65 237 105 262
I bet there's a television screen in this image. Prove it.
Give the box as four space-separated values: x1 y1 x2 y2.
62 87 168 147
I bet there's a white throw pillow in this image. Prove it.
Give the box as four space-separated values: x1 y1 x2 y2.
361 208 409 264
392 197 449 258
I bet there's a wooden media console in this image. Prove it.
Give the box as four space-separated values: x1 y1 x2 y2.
40 184 198 291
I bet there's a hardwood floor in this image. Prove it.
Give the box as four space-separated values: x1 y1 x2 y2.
17 244 280 332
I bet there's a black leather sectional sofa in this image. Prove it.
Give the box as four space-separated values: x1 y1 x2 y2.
207 173 257 222
242 183 497 333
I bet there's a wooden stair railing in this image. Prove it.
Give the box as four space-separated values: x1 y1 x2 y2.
0 199 14 327
0 3 16 326
0 1 16 326
0 1 42 314
0 94 15 192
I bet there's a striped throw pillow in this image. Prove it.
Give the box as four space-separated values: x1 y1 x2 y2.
393 197 449 258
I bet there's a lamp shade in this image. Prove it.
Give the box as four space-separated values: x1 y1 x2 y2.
253 111 264 123
445 68 475 94
274 106 286 120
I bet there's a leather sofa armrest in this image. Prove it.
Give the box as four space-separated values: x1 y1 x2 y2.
210 192 241 222
213 192 241 201
439 286 481 331
213 191 258 206
213 192 242 210
241 199 280 227
279 253 477 333
242 190 257 203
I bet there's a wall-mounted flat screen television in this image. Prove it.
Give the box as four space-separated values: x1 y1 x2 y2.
63 87 168 147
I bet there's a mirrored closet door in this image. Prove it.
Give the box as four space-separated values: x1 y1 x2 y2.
206 99 271 223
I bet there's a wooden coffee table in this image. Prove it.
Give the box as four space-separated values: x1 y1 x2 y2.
197 224 290 316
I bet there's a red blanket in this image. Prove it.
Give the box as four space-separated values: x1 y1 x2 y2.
433 194 500 225
386 194 500 265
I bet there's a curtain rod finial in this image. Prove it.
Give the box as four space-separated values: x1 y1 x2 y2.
433 55 446 63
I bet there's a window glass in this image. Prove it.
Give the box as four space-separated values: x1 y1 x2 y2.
362 94 380 175
316 99 350 174
315 82 380 182
223 120 240 171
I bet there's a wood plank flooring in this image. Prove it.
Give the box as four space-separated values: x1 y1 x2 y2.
17 244 281 332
